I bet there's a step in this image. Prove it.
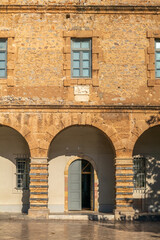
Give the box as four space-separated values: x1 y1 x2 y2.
49 214 88 220
49 213 115 221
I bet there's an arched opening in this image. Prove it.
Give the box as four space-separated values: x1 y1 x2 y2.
133 125 160 213
0 125 30 213
65 157 98 212
48 125 115 213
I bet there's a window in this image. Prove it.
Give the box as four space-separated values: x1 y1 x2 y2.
63 31 100 86
155 39 160 78
133 157 146 189
16 159 30 189
0 39 7 78
146 31 160 86
71 38 91 78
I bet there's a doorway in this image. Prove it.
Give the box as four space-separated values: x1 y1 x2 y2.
68 159 93 211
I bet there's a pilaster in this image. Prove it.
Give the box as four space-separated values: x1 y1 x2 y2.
28 157 49 219
114 157 135 220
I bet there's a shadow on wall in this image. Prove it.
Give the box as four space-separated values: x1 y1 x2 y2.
22 190 30 213
134 156 160 213
133 125 160 213
134 155 160 213
146 155 160 213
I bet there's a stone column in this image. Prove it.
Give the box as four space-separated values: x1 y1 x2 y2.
28 157 49 218
114 157 135 220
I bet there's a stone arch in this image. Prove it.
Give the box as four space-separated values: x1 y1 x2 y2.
0 112 37 156
64 155 98 212
47 123 117 157
131 122 160 155
0 123 31 155
132 123 160 155
48 124 116 213
0 118 41 158
0 124 31 213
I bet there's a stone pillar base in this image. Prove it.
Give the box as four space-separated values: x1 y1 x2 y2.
28 209 49 219
114 208 135 221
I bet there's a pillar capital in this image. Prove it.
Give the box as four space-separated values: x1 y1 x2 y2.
115 148 132 159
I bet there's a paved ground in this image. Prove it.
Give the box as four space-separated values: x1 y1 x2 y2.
0 220 160 240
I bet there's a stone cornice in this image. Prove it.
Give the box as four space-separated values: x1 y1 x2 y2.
0 5 160 14
0 105 160 111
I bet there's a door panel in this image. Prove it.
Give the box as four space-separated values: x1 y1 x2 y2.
68 160 81 210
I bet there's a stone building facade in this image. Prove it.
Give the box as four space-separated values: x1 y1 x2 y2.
0 0 160 219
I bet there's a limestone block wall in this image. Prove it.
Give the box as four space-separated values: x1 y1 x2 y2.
0 108 159 158
0 5 160 105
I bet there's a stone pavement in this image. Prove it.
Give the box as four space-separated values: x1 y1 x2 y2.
0 220 160 240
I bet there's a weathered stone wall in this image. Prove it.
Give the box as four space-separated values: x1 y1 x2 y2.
0 108 159 216
0 5 160 105
0 108 158 158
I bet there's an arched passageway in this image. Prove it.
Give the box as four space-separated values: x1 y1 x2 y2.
48 125 115 213
0 126 30 213
133 125 160 213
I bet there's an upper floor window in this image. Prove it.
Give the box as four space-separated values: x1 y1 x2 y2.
16 159 30 190
71 38 92 78
0 39 7 78
155 39 160 78
133 157 146 189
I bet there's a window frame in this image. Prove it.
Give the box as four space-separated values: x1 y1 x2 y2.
71 38 92 79
133 157 146 190
0 38 7 79
146 30 160 86
0 31 16 86
16 158 30 190
63 30 100 87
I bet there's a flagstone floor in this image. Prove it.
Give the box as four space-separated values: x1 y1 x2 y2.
0 219 160 240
